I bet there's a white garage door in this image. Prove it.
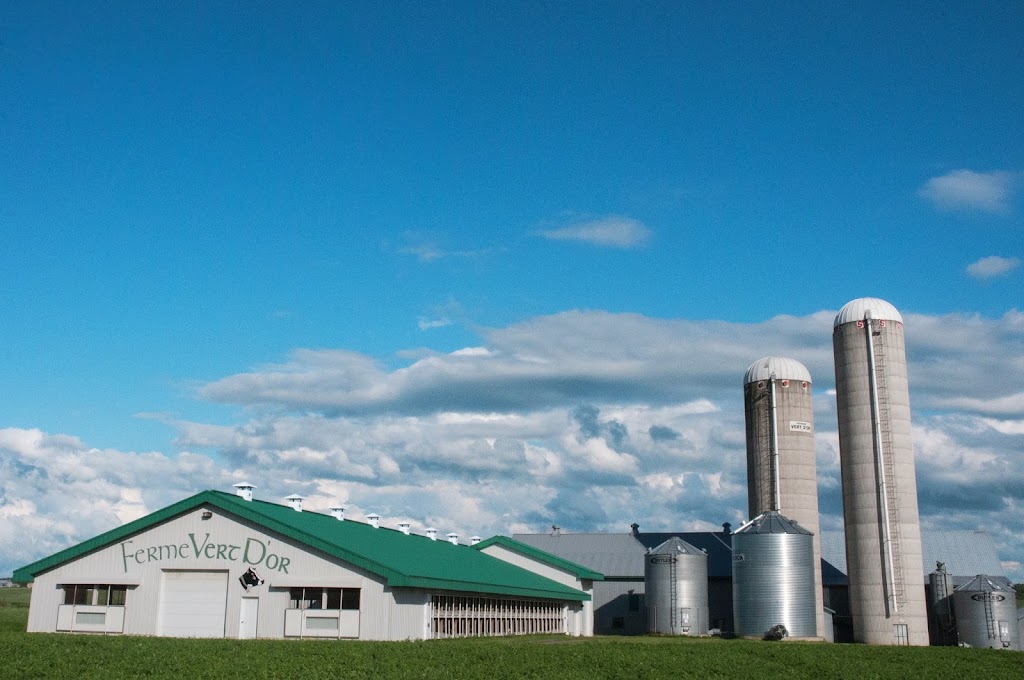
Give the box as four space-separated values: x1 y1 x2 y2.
159 570 228 637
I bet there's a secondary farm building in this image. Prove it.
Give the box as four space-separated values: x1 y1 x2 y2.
514 525 1011 642
13 486 598 640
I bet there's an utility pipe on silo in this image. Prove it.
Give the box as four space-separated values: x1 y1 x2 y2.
768 374 781 513
865 311 899 615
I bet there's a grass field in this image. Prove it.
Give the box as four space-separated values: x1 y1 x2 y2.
1 589 1021 679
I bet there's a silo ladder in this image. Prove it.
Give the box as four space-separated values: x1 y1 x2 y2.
873 336 906 613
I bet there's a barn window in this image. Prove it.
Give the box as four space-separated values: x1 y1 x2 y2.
284 587 361 638
57 584 129 634
63 584 127 606
289 587 360 610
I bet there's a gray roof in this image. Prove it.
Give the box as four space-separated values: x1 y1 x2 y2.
516 528 1008 586
820 529 1007 586
512 532 648 578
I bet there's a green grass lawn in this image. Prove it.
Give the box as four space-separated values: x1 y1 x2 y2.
1 589 1021 679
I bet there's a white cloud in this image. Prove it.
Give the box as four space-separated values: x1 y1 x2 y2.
398 243 445 263
0 428 227 575
5 306 1024 582
918 169 1015 213
396 232 498 263
418 317 452 331
538 216 651 248
966 255 1020 279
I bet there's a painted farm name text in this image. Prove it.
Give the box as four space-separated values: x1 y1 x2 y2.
119 533 291 573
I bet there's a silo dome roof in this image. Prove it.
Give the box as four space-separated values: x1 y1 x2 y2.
743 356 812 385
735 511 812 535
649 536 705 556
834 297 903 328
955 574 1015 594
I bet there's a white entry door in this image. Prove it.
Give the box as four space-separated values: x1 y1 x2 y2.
158 570 228 637
239 597 259 639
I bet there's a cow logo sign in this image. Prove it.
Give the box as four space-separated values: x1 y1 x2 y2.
239 566 265 591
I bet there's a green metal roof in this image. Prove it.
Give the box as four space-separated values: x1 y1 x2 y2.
473 536 604 581
13 491 588 602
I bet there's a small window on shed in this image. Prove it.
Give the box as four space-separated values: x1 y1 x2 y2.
612 617 625 629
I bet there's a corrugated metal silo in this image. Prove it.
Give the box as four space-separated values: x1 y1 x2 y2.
1017 607 1024 651
743 356 824 638
927 563 956 645
833 297 928 645
953 575 1019 650
731 511 817 638
644 537 709 635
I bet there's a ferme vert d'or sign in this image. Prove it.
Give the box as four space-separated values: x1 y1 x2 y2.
119 533 293 574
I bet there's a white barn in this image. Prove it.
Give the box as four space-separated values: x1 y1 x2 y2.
14 487 594 640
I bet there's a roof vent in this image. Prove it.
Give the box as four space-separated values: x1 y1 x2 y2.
446 532 459 545
284 494 305 512
470 536 482 546
722 522 732 535
551 525 561 536
397 521 411 535
426 527 438 541
329 506 346 521
366 513 380 529
630 522 640 536
233 483 256 501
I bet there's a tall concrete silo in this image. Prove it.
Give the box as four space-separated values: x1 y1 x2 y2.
743 357 824 638
833 297 928 645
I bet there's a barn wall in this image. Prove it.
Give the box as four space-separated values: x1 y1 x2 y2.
27 505 389 639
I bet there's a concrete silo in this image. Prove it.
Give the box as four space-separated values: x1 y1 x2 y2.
743 357 824 638
833 297 928 645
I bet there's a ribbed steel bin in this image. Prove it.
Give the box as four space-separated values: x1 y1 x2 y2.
644 537 708 635
953 575 1019 650
731 511 817 638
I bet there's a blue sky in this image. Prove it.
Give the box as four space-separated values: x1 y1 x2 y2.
2 2 1022 579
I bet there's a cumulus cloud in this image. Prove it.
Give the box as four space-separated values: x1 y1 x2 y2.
6 306 1024 582
966 255 1020 279
0 428 226 575
199 310 838 414
918 169 1016 213
537 216 651 248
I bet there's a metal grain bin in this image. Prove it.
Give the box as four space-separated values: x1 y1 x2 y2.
644 537 709 635
953 575 1019 650
927 563 956 645
731 511 817 638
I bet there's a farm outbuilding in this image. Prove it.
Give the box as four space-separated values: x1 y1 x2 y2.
13 487 594 640
514 525 1010 641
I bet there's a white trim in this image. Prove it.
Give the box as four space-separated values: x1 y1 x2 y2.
57 577 141 585
270 578 362 588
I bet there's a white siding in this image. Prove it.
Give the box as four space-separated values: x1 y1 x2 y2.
27 506 389 639
25 505 584 641
479 544 594 636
